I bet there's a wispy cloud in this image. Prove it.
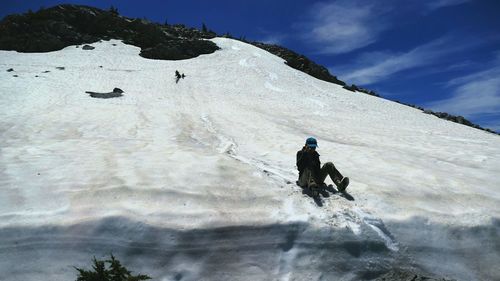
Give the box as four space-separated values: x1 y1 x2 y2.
258 34 287 45
400 60 478 81
332 36 478 85
296 0 474 55
426 0 471 11
445 52 500 87
426 58 500 119
297 0 391 54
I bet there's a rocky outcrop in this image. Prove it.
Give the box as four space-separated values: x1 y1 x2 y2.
112 88 123 94
85 88 123 99
250 41 346 86
343 84 380 97
0 5 219 60
392 101 499 135
247 41 384 99
423 110 497 134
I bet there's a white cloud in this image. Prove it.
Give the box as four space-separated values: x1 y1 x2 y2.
426 63 500 119
296 0 472 55
299 0 390 54
446 53 500 87
398 60 478 81
332 36 479 85
426 0 471 10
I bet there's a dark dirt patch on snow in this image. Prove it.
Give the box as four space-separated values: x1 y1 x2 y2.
86 88 123 99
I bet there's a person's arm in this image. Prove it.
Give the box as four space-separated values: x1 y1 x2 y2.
312 151 321 175
296 147 307 171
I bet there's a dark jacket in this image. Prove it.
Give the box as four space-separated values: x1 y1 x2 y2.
296 146 321 180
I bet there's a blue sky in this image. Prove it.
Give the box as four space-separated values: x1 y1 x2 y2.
2 0 500 132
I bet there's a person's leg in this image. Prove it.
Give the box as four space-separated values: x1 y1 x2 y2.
318 162 344 186
298 169 315 187
299 169 311 187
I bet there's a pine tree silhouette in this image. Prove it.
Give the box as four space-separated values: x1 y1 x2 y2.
75 254 151 281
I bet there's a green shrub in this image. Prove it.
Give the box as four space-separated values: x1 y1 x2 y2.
75 254 151 281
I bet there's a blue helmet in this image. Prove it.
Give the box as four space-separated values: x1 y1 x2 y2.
305 137 318 148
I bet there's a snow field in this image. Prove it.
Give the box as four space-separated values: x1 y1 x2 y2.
0 38 499 280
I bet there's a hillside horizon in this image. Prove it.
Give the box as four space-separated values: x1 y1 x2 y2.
0 4 498 135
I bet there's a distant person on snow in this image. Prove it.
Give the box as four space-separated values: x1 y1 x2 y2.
175 70 186 84
296 137 349 195
175 70 181 83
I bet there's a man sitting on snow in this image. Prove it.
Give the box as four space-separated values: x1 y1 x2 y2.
296 137 349 195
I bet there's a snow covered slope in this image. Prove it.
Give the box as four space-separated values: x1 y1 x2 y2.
0 38 499 281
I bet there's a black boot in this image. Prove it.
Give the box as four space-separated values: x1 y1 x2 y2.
338 177 349 192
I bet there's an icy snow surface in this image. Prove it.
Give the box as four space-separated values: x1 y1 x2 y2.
0 38 499 281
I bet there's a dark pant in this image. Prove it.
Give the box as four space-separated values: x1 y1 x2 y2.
299 162 344 188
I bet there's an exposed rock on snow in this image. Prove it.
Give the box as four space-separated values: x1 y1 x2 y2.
342 84 380 97
250 41 346 87
82 44 95 50
422 109 498 134
85 88 124 99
